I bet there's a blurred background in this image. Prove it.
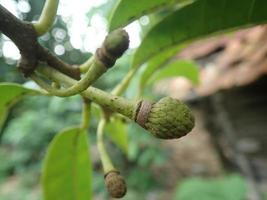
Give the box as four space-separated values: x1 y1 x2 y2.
0 0 267 199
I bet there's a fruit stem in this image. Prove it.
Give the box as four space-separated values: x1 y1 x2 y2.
80 98 91 130
79 56 94 74
111 67 138 96
36 66 138 119
31 57 107 97
97 117 115 173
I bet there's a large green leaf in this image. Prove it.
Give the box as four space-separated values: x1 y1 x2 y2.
105 116 128 154
148 60 199 85
0 83 40 130
133 0 267 68
109 0 184 31
42 127 92 200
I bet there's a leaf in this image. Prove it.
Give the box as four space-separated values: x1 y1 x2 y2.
109 0 185 31
132 0 267 68
105 116 128 154
138 45 185 94
148 60 199 85
42 127 92 200
0 83 40 131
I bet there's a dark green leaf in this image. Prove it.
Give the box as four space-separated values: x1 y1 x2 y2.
148 60 199 85
42 127 92 200
0 83 40 130
105 116 128 154
133 0 267 68
109 0 184 31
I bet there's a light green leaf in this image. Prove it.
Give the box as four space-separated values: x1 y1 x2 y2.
109 0 185 31
148 60 199 85
105 116 128 154
42 127 92 200
0 83 40 130
138 45 185 95
133 0 267 68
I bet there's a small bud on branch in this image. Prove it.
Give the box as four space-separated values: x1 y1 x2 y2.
104 170 127 198
32 29 129 97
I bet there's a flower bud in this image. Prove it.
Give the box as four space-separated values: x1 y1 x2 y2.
104 170 127 198
104 29 129 58
97 29 129 68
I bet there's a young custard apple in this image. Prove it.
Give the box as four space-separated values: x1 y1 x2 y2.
136 97 195 139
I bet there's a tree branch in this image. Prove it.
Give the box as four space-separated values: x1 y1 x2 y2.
0 4 80 79
37 45 80 80
33 29 130 97
0 5 38 76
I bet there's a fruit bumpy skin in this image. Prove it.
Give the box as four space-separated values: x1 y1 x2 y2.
104 170 127 198
144 97 195 139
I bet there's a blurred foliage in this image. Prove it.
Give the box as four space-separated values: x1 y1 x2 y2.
0 96 81 179
174 174 247 200
147 60 199 85
105 116 128 154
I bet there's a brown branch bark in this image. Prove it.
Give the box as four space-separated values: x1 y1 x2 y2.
0 4 80 80
37 45 80 80
0 5 38 76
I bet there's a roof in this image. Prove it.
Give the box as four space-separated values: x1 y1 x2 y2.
155 25 267 98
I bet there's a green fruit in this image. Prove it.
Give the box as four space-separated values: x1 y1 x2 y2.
136 97 195 139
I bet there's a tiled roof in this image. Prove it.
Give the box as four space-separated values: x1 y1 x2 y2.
155 26 267 98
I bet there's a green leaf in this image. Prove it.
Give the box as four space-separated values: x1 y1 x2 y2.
0 83 40 131
105 116 128 154
42 127 92 200
138 45 185 94
148 60 199 85
109 0 184 31
133 0 267 68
